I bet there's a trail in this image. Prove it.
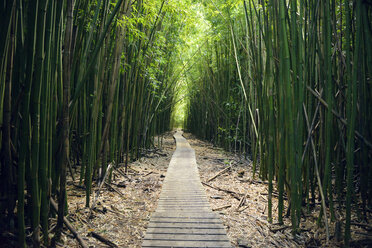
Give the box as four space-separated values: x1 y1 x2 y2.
142 130 232 247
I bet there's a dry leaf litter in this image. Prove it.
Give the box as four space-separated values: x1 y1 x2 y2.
57 131 371 248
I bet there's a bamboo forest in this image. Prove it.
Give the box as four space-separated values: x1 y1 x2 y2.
0 0 371 247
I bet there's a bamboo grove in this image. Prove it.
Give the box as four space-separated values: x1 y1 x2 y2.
186 0 371 246
0 0 187 246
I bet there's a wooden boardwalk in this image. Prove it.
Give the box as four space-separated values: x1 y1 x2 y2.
142 131 232 248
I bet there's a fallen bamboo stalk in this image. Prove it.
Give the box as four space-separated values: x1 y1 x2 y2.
306 85 372 149
109 205 127 218
143 171 154 177
212 204 231 211
269 225 290 233
303 104 330 244
237 205 249 212
301 100 321 163
128 166 140 173
104 182 126 198
260 191 287 200
251 179 269 185
91 163 114 210
207 165 231 182
50 199 88 248
114 167 127 177
202 182 241 200
89 231 118 248
236 192 249 210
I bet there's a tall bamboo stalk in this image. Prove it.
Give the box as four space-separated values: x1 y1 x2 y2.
185 0 372 244
55 0 73 242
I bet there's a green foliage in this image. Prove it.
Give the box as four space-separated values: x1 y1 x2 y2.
185 0 372 245
0 0 186 245
1 0 371 247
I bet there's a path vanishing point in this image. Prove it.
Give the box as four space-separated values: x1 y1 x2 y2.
142 131 232 248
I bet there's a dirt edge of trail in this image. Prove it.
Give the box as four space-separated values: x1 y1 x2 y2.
184 132 370 248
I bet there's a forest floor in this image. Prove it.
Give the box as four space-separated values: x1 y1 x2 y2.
60 131 371 248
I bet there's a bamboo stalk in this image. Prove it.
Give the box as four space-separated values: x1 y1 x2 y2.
55 0 73 242
50 199 88 248
303 104 330 244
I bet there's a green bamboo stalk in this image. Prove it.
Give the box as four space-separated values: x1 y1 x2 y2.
71 0 124 104
29 0 49 244
95 10 126 178
322 0 333 219
279 0 296 230
262 0 275 223
1 0 16 228
39 0 54 244
17 0 39 245
55 0 73 242
303 103 330 244
345 0 362 245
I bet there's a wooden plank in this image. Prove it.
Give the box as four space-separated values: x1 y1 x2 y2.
142 239 232 247
147 222 226 229
157 200 209 202
158 196 207 198
157 206 210 208
155 211 217 214
144 233 230 241
150 213 219 218
157 206 211 209
159 196 206 198
157 203 209 205
158 202 209 208
151 215 220 219
149 220 222 225
145 228 227 235
156 204 209 207
155 209 211 212
159 195 206 197
150 218 222 224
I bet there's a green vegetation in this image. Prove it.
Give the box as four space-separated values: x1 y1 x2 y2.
0 0 371 247
0 0 189 246
185 0 372 246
